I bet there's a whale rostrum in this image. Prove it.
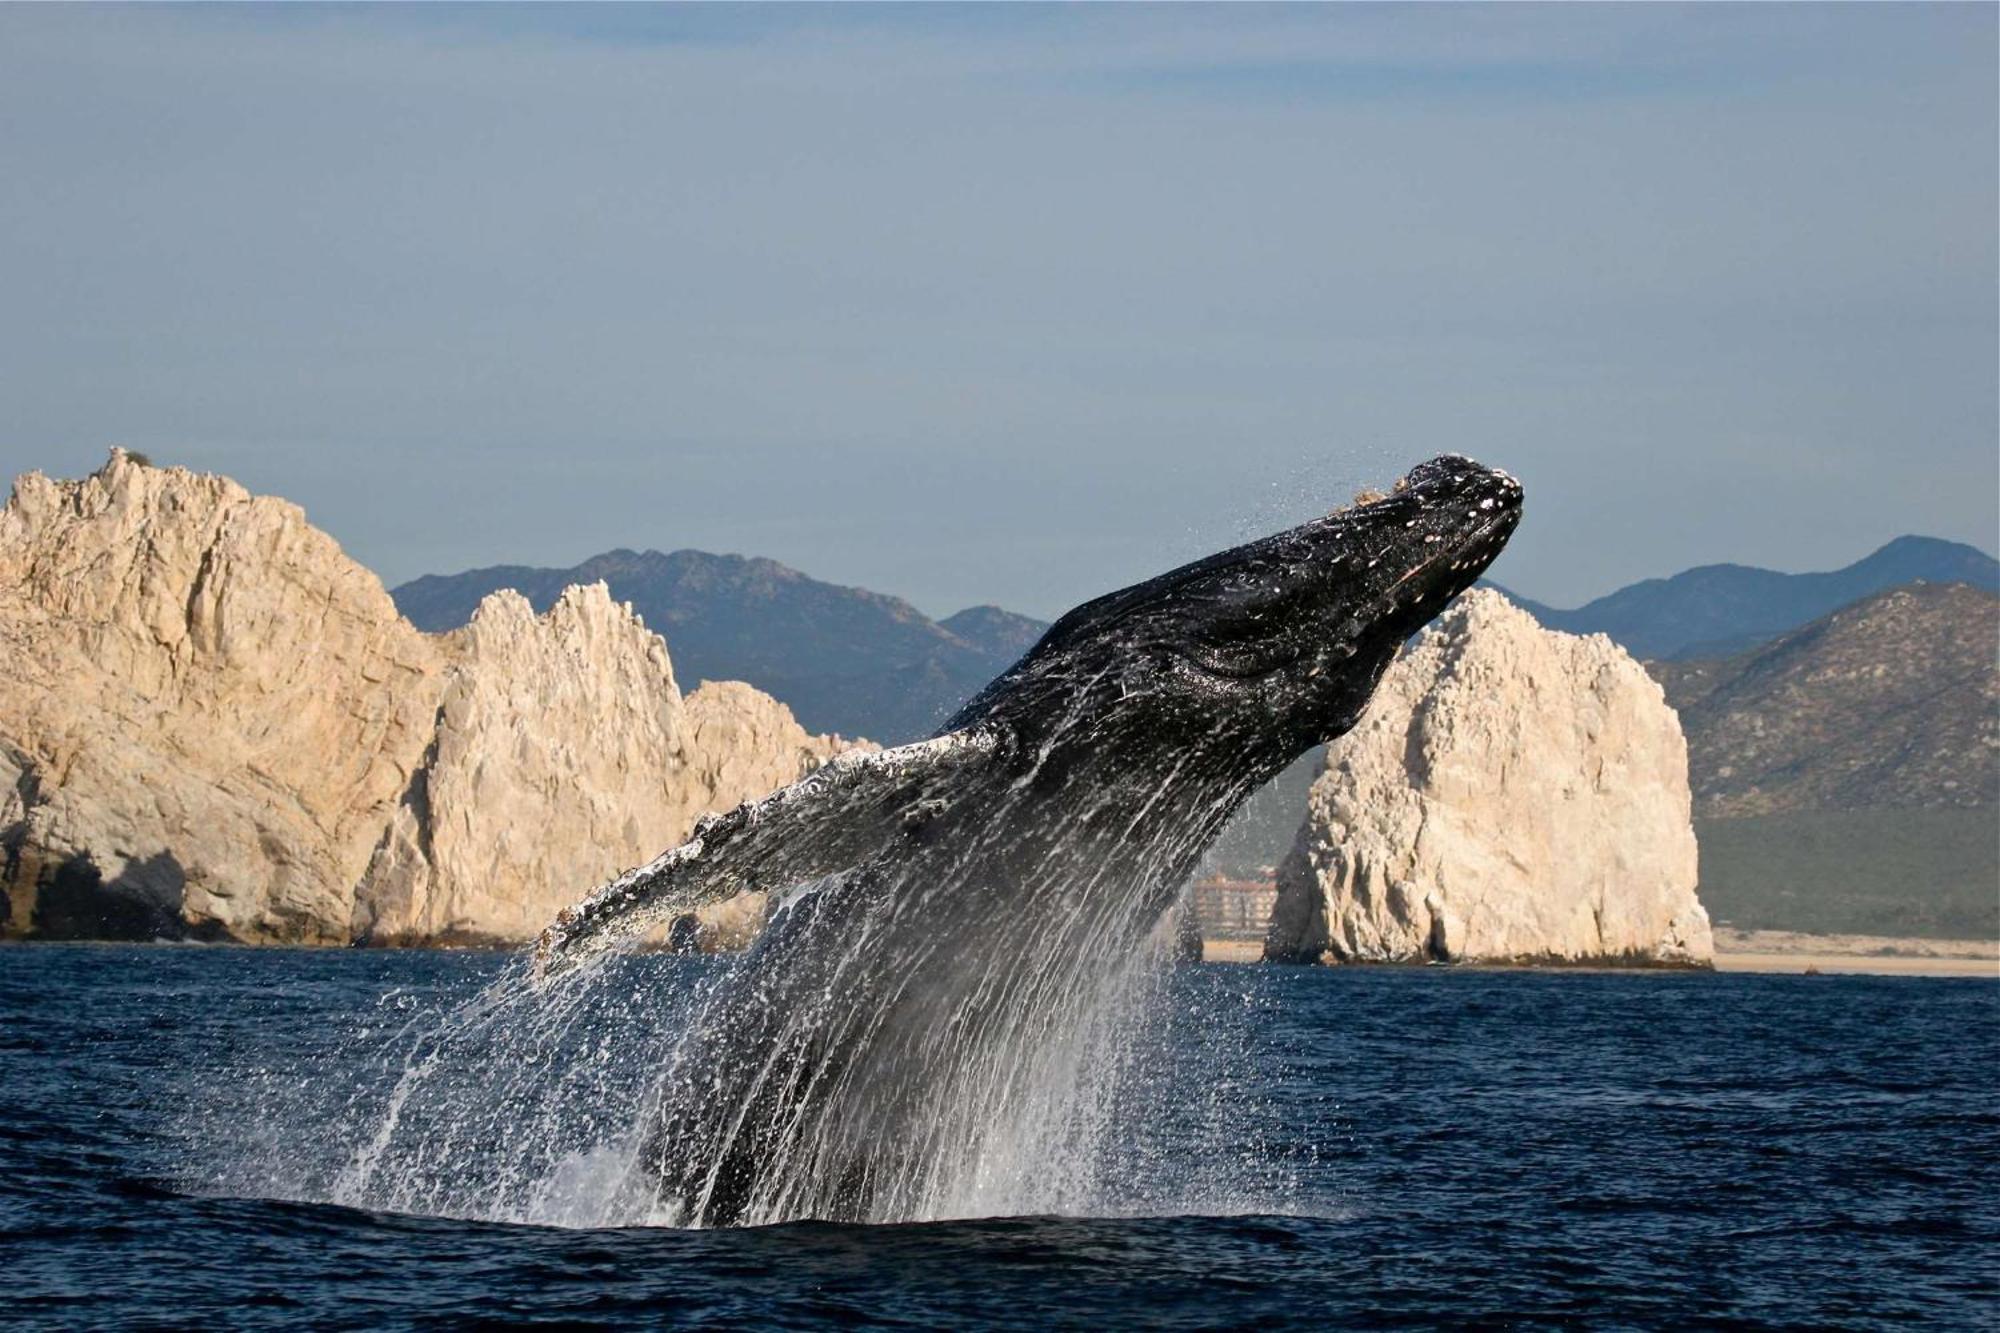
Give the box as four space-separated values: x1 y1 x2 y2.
533 453 1523 1226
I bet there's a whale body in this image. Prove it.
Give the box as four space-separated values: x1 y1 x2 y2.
537 454 1523 1226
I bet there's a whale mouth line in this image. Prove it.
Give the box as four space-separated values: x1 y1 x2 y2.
1388 510 1517 594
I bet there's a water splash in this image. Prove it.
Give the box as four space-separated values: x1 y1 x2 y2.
196 713 1319 1227
184 743 1303 1227
192 904 1301 1229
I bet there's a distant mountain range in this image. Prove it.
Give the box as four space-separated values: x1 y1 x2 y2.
392 550 1047 743
396 533 1996 749
1494 535 1998 661
384 534 2000 936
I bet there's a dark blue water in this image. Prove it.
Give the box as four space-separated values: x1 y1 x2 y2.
2 945 1995 1329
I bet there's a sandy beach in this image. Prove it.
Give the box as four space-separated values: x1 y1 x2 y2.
1711 928 1998 978
1201 939 1266 964
1202 931 1999 977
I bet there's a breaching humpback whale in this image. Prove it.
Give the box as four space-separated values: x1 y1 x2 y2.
536 454 1522 1226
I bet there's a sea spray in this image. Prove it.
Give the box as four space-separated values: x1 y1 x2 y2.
589 753 1277 1227
186 950 693 1226
186 911 1292 1228
180 779 1298 1225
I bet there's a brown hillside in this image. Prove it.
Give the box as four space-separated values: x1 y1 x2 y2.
1650 582 1998 819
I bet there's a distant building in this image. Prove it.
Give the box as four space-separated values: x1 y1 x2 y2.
1189 876 1278 941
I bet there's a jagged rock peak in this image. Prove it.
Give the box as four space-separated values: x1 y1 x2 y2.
352 576 856 945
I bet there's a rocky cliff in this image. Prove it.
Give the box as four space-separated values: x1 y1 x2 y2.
0 451 855 945
1266 590 1711 966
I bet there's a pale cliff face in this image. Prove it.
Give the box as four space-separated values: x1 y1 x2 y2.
0 449 447 941
1265 588 1713 967
0 450 859 945
352 586 850 945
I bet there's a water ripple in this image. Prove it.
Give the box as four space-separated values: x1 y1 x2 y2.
0 945 1994 1328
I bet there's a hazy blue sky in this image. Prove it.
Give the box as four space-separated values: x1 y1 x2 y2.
2 4 1993 619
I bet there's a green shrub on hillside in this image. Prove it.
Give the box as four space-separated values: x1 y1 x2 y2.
1697 807 2000 940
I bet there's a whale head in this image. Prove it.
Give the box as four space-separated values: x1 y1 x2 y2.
956 454 1522 774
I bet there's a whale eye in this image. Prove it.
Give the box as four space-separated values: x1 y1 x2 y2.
1176 638 1302 680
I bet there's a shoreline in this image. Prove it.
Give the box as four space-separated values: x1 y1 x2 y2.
1709 927 1997 978
1710 952 1995 978
7 933 1996 979
1200 931 1999 977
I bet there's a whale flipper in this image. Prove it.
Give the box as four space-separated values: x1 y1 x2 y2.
532 728 999 981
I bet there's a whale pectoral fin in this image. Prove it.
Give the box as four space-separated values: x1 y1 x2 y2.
531 728 998 982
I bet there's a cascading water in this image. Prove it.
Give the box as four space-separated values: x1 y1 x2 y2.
195 888 1278 1228
605 752 1261 1227
213 743 1275 1229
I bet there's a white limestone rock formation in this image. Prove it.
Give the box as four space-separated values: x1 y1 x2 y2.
351 585 849 944
0 449 446 942
0 450 859 945
1265 589 1712 967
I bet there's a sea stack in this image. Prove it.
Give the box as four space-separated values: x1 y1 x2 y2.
1265 589 1713 967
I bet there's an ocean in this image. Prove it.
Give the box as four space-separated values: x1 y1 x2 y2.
2 944 1994 1329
